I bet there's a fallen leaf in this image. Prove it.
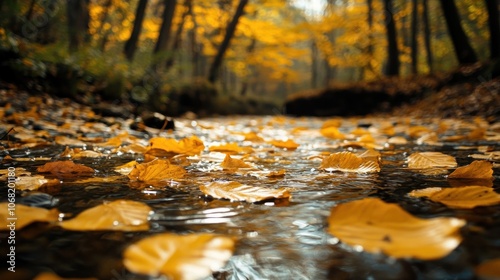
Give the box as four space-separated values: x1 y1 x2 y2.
59 146 103 158
388 136 408 145
0 203 59 230
475 259 500 280
269 139 299 150
327 198 465 260
54 136 86 146
33 272 97 280
448 160 493 179
60 200 152 231
200 181 291 202
146 136 204 156
220 154 252 170
241 132 264 142
37 161 95 177
319 151 380 173
209 143 253 154
409 186 500 209
127 159 186 182
320 126 346 140
407 152 457 169
15 175 60 190
123 233 235 280
115 160 139 175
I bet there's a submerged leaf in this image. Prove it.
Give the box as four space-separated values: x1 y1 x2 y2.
448 160 493 179
37 161 95 177
319 151 380 173
200 181 291 202
60 200 151 231
0 203 59 230
123 233 235 280
407 152 457 169
327 198 465 260
127 159 186 182
409 186 500 209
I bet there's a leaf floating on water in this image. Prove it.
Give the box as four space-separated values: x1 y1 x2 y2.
115 160 139 175
15 175 60 191
127 159 186 182
37 161 95 178
146 136 204 156
475 258 500 280
123 233 235 280
327 198 465 260
33 271 98 280
269 139 299 150
209 143 253 154
200 181 291 202
60 200 152 231
407 152 457 169
0 203 59 230
220 154 252 170
320 126 345 140
409 186 500 209
54 136 86 146
319 151 380 173
448 160 493 179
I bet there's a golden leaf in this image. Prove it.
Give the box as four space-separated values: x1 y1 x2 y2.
269 139 299 150
327 198 465 260
475 259 500 280
59 146 103 158
60 200 151 231
321 118 342 128
115 160 139 175
209 143 253 154
409 186 500 209
33 271 97 280
15 175 60 191
448 160 493 179
319 151 380 173
407 152 457 169
241 132 264 142
127 159 186 182
123 233 235 280
320 126 345 140
0 203 59 230
200 181 291 202
146 136 205 156
37 161 95 178
220 154 251 170
388 136 408 145
54 136 86 146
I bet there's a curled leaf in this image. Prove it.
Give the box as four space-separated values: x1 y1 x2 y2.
327 198 465 260
200 181 291 202
319 151 380 173
220 154 251 170
0 203 59 230
123 233 235 280
128 159 186 182
409 186 500 209
448 160 493 179
407 152 457 169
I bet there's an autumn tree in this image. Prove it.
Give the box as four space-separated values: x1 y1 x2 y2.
438 0 478 65
383 0 400 76
154 0 177 55
484 0 500 60
66 0 90 51
124 0 148 61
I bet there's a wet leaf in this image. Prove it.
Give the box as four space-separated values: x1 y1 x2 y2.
269 139 299 150
127 159 186 182
220 154 252 170
37 161 95 177
59 146 103 158
15 175 60 190
320 126 345 140
475 258 500 280
407 152 457 169
241 132 264 142
200 181 291 202
123 233 235 280
33 271 97 280
60 200 151 231
115 160 139 175
319 151 380 173
209 143 253 154
409 186 500 209
327 198 465 260
448 160 493 179
0 203 60 230
146 136 204 156
54 136 86 146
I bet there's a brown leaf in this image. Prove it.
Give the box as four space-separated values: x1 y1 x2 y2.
123 233 235 280
407 152 457 169
60 200 151 231
127 159 186 182
475 259 500 280
319 151 380 173
37 161 94 178
409 186 500 209
327 198 465 260
0 203 59 230
448 160 493 179
200 181 291 202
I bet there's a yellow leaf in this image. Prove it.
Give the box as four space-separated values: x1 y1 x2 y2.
127 159 186 182
123 233 234 280
269 139 299 150
409 186 500 209
327 198 465 260
54 136 86 146
33 271 97 280
407 152 457 169
37 161 95 178
115 160 139 175
60 200 151 231
0 203 59 230
319 151 380 173
146 136 204 156
241 132 264 142
448 160 493 179
15 175 60 191
320 126 345 140
475 259 500 280
220 154 251 170
200 181 291 202
322 118 342 128
209 143 253 154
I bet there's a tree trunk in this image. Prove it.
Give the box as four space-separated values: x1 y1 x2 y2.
311 41 317 88
438 0 478 64
422 0 433 72
95 0 112 50
154 0 177 54
208 0 248 83
383 0 400 76
24 0 36 21
124 0 148 61
410 0 418 74
66 0 90 52
485 0 500 60
166 0 191 69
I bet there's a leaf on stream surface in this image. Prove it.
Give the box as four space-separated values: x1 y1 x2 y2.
200 181 291 202
319 151 380 173
220 154 252 170
60 200 152 231
146 136 204 156
127 159 186 182
327 197 465 260
409 186 500 209
407 152 457 169
475 258 500 280
320 126 346 140
0 203 60 230
448 160 493 179
123 233 235 280
209 142 254 154
269 139 299 150
37 161 95 177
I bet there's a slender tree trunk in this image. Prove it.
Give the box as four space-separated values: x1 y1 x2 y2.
166 0 191 69
25 0 36 21
154 0 177 54
410 0 418 74
311 41 317 88
383 0 400 76
366 0 374 67
438 0 478 64
187 0 200 78
208 0 248 83
240 37 256 96
66 0 89 51
422 0 433 72
95 0 112 49
124 0 148 61
485 0 500 60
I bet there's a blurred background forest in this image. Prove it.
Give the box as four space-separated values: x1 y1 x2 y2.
0 0 498 116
